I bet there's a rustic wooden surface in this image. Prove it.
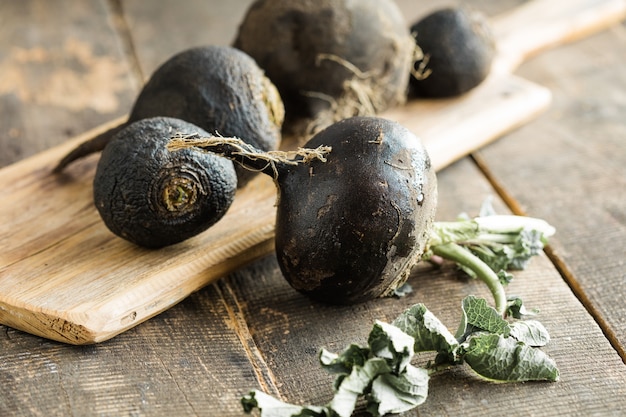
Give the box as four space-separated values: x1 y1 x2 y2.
8 0 607 344
1 1 625 416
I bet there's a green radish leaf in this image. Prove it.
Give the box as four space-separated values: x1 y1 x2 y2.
319 344 369 375
497 270 514 285
506 297 538 319
326 320 420 417
465 216 553 273
462 242 512 277
463 333 559 382
328 358 391 417
367 364 429 416
392 282 413 298
430 213 555 284
457 296 510 341
506 229 547 270
510 320 551 347
241 390 329 417
462 230 545 274
392 303 458 357
242 293 559 416
368 321 414 374
430 215 554 268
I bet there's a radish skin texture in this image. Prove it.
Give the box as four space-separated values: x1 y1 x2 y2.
274 117 437 303
94 117 237 248
410 7 495 97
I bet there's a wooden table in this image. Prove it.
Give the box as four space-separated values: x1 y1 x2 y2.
1 1 625 416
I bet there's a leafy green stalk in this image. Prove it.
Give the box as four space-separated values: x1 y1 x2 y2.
430 242 508 315
428 215 554 271
243 297 558 417
243 321 429 417
425 215 555 316
393 296 559 382
241 391 329 417
463 333 559 382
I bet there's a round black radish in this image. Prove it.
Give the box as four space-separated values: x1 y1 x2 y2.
275 117 437 304
55 45 284 187
169 116 438 304
409 7 495 97
93 117 237 249
233 0 415 130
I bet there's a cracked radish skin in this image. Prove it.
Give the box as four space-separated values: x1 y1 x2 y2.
274 117 437 303
93 117 237 248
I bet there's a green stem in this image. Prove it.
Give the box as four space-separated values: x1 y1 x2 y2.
430 242 507 316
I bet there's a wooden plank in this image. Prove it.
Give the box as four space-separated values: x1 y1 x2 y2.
226 157 626 415
3 161 625 416
121 0 524 75
2 0 623 345
476 23 626 359
0 283 277 416
6 160 623 416
0 0 138 168
490 0 626 73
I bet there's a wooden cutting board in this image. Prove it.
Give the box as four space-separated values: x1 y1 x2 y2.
1 0 624 345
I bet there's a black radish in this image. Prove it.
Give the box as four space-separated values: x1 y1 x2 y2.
233 0 415 133
409 7 495 97
93 117 237 248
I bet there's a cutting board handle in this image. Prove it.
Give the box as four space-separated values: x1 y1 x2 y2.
491 0 626 74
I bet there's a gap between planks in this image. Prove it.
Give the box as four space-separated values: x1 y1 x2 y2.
471 152 626 365
215 279 284 398
106 0 145 83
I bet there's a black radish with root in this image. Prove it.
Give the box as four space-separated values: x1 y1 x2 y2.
54 45 284 187
168 116 438 304
233 0 416 135
93 117 237 249
409 7 495 98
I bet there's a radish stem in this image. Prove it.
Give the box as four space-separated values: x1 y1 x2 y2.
429 242 507 315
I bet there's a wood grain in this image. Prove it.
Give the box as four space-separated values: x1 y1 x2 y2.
0 0 138 168
4 156 626 415
0 283 274 416
491 0 626 73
